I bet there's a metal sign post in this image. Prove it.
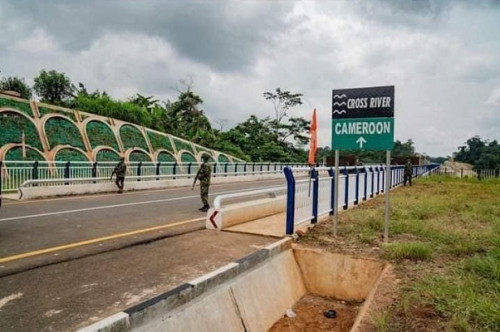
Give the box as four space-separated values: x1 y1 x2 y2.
334 150 339 236
384 150 391 241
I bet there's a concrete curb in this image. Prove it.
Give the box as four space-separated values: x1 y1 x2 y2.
77 238 292 332
19 174 284 200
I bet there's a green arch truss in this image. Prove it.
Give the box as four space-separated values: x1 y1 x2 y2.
86 120 119 151
147 131 174 153
181 152 196 163
158 151 176 163
0 98 33 117
129 150 152 162
45 117 85 150
0 112 43 150
120 125 148 151
54 148 89 162
4 147 45 162
96 149 121 162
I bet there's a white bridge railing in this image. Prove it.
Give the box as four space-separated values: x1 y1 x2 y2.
0 160 310 193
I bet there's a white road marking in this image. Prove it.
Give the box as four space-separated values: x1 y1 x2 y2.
0 293 23 309
0 185 283 222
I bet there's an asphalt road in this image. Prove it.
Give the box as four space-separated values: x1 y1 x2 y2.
0 178 285 273
0 178 286 331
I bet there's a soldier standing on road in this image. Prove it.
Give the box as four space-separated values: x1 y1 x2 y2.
111 157 127 193
192 155 212 212
404 159 413 186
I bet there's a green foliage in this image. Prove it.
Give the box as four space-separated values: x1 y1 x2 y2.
129 151 152 162
172 137 195 154
0 76 32 99
86 120 119 150
0 97 33 117
33 69 75 106
45 117 85 150
147 131 174 153
463 249 500 282
73 94 152 128
120 125 148 151
218 154 230 163
0 112 43 149
455 136 500 170
158 151 176 163
180 152 196 163
38 106 77 122
54 149 89 161
4 147 45 161
381 242 433 261
96 149 120 161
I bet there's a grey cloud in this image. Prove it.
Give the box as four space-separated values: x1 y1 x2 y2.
0 0 294 72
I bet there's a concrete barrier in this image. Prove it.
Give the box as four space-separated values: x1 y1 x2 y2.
205 195 285 230
18 173 285 200
79 239 390 332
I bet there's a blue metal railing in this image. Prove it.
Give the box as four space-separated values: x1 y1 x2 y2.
284 164 439 235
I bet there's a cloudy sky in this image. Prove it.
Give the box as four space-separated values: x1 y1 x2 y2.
1 0 499 157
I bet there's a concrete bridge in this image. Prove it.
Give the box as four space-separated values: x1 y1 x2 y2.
0 164 436 331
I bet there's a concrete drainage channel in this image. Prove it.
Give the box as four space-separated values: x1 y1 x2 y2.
80 237 393 332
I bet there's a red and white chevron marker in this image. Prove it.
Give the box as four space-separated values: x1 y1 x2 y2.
209 210 219 229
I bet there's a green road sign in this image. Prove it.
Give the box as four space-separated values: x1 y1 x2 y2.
331 117 394 150
332 86 395 151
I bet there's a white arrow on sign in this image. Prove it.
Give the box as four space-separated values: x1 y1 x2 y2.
356 136 367 148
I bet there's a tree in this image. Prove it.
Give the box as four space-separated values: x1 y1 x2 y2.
454 136 500 170
263 88 303 124
33 69 75 106
392 139 416 157
129 93 159 113
0 76 32 99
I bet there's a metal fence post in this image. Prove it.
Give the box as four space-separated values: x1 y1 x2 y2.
311 168 319 223
156 162 160 181
252 163 256 174
137 161 142 181
354 167 359 205
224 162 228 177
343 167 349 210
328 167 335 215
92 162 97 184
363 167 368 201
284 167 295 235
243 163 247 175
260 163 263 174
370 167 374 197
188 162 192 176
213 162 217 177
173 162 177 180
64 161 70 185
381 165 385 193
234 162 238 176
32 160 39 186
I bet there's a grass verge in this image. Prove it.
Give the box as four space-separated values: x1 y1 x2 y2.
300 175 500 331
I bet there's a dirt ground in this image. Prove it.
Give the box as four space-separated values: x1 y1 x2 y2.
268 294 360 332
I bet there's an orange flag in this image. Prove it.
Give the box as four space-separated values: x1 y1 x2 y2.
308 109 317 165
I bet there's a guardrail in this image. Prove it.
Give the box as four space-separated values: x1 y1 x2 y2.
0 160 311 192
284 164 439 234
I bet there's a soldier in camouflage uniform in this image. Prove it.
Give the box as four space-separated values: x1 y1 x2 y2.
404 159 413 186
192 155 212 211
111 157 127 193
